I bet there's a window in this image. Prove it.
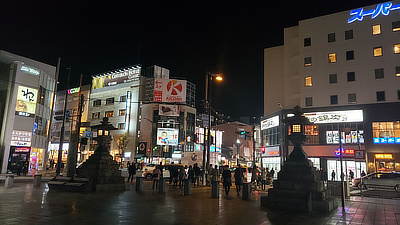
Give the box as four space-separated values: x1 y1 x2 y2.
304 125 319 145
120 95 127 102
372 122 400 144
372 24 381 35
304 57 312 66
118 123 125 130
304 37 311 47
106 97 114 105
329 74 337 84
305 97 313 106
375 68 384 79
345 30 353 40
305 76 312 86
376 91 386 101
373 47 383 57
328 53 337 63
328 33 335 43
105 111 114 117
398 90 400 100
348 93 357 104
396 66 400 77
92 112 100 119
346 50 354 60
347 72 355 82
330 95 338 105
119 109 126 116
393 21 400 32
395 44 400 54
93 99 101 107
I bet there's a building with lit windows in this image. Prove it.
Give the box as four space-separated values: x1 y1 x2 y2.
263 1 400 178
0 50 56 174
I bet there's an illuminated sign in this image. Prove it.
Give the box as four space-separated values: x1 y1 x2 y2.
11 130 32 147
67 87 80 94
159 104 179 117
157 128 179 146
335 148 354 156
375 154 393 159
374 137 400 144
153 78 187 103
348 2 400 23
261 146 280 157
327 130 364 144
261 115 279 130
14 147 31 153
92 66 141 90
15 86 38 118
21 65 40 76
304 110 363 124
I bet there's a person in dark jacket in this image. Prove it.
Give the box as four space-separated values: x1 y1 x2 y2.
127 163 136 182
222 166 232 196
187 165 195 187
234 165 244 195
193 163 201 187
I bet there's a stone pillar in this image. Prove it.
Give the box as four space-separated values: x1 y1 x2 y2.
135 177 144 192
159 178 166 193
184 179 192 196
211 180 219 198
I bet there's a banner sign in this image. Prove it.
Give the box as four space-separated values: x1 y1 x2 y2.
92 66 141 90
261 115 279 130
11 130 32 147
157 128 179 146
159 104 179 117
153 78 187 103
15 86 38 118
304 110 363 124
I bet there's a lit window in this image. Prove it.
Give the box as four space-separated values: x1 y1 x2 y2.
105 111 114 117
394 44 400 54
304 57 312 66
374 47 383 56
305 97 312 106
292 125 301 133
348 93 357 104
305 76 312 87
118 123 125 130
304 37 311 47
393 21 400 32
376 91 386 101
328 53 337 63
396 66 400 77
372 25 381 35
330 95 338 105
119 109 126 116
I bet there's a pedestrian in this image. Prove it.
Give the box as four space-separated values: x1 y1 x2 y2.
178 166 186 188
211 165 219 182
152 165 161 189
331 170 336 180
269 168 275 180
188 165 195 187
349 170 354 181
193 163 201 187
361 170 366 177
234 164 244 195
222 166 232 196
172 166 179 188
261 168 267 190
251 165 258 185
127 163 136 182
207 164 213 186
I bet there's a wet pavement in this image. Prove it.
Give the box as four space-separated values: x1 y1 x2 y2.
2 180 400 225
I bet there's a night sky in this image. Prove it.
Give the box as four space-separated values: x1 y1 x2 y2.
0 0 385 119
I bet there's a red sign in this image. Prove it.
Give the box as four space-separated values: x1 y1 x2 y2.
15 147 30 153
335 149 354 156
268 151 279 156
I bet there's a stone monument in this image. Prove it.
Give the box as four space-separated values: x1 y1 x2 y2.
263 106 337 212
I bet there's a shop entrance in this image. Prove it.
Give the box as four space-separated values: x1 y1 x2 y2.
262 157 280 179
8 147 30 174
327 159 366 180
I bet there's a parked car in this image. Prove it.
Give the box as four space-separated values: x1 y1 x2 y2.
141 164 156 180
356 172 400 192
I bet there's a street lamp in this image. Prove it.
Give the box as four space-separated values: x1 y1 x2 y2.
236 139 241 165
203 72 223 185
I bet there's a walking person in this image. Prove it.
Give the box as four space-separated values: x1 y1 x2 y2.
261 168 267 190
178 166 186 188
269 168 275 180
127 162 136 182
152 165 161 189
349 170 354 181
188 165 195 187
193 163 201 187
222 166 232 196
251 165 258 186
331 170 336 181
211 165 219 182
234 164 244 195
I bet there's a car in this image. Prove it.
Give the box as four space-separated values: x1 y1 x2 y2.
356 172 400 192
141 164 156 180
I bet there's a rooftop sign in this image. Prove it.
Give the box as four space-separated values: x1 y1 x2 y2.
303 110 363 124
348 2 400 23
21 65 40 76
92 66 141 90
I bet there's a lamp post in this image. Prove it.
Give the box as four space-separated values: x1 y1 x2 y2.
236 139 241 165
203 72 223 185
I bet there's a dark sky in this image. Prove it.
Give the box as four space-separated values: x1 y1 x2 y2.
0 0 384 119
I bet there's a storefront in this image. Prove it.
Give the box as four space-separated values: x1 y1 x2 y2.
261 146 281 179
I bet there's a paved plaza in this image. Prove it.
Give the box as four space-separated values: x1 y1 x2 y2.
1 178 400 225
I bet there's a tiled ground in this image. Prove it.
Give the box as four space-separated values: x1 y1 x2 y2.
1 180 400 225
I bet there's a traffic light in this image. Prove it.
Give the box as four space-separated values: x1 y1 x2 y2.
240 131 247 135
261 147 265 154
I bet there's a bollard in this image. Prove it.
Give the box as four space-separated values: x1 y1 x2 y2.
5 175 14 188
159 178 166 193
135 177 144 192
242 182 250 200
211 180 219 199
184 179 192 196
34 174 42 187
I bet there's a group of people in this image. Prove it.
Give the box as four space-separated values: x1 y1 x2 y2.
330 169 366 181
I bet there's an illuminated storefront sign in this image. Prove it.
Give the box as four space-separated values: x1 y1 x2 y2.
15 86 38 118
153 78 187 103
67 87 80 94
375 154 393 159
91 66 141 90
261 115 279 130
326 130 364 144
348 2 400 23
335 148 355 156
21 65 40 76
11 130 32 147
304 110 363 124
157 128 179 146
261 146 280 157
372 122 400 144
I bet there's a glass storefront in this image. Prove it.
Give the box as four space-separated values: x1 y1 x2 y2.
327 159 366 180
30 148 43 171
262 157 280 179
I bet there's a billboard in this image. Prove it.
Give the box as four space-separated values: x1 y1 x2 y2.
303 110 363 124
153 78 187 103
261 115 279 130
159 104 179 117
15 86 38 118
11 130 32 147
157 128 179 146
92 66 141 90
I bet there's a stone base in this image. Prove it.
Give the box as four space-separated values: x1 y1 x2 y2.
48 177 93 192
265 189 312 213
312 197 338 213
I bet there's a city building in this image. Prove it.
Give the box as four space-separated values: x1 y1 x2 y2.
0 50 57 174
49 85 91 167
263 1 400 178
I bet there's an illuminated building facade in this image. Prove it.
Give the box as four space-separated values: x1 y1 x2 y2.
263 1 400 176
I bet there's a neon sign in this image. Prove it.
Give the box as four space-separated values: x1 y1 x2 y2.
335 148 354 156
67 87 80 94
348 2 400 23
21 65 40 76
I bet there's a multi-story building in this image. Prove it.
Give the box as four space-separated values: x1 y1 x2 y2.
263 1 400 178
0 50 56 174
